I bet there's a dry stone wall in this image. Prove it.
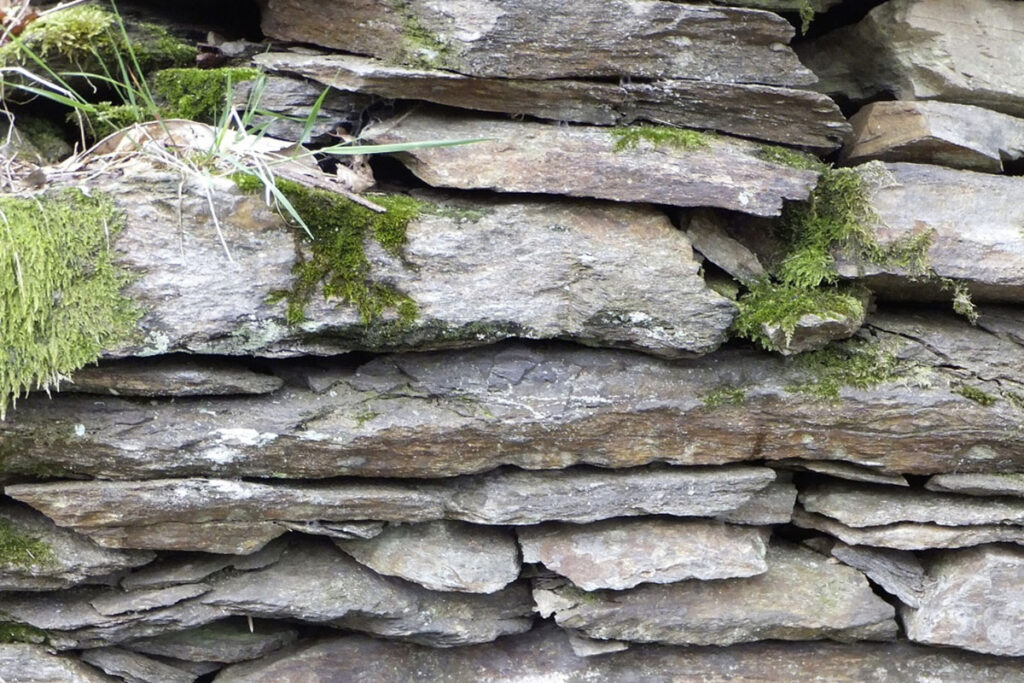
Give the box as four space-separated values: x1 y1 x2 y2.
2 0 1024 680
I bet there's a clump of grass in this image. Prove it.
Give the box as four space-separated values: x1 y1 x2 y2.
610 124 711 152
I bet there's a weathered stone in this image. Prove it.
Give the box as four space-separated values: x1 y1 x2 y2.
0 503 154 591
565 631 630 657
5 466 776 552
7 314 1024 480
799 0 1024 117
75 161 732 358
903 544 1024 656
201 537 534 647
255 52 849 151
126 619 298 663
716 478 796 525
259 0 814 85
87 522 286 556
79 647 196 683
517 519 769 591
761 305 867 356
709 0 842 10
363 108 819 217
277 520 385 540
792 508 1024 551
0 644 113 682
334 520 519 593
89 584 210 617
835 164 1024 300
120 543 285 591
827 541 928 608
842 101 1024 172
775 459 909 487
683 210 765 285
61 357 283 397
799 481 1024 527
927 473 1024 498
535 541 896 646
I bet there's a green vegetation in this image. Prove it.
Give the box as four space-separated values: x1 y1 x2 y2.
0 622 47 644
610 124 712 152
0 519 54 569
152 67 261 122
955 384 998 406
235 175 422 326
701 386 746 408
0 190 140 418
732 280 866 350
756 144 824 171
799 1 815 35
787 338 902 401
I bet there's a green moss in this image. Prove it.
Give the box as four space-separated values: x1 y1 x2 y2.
610 125 712 152
73 101 148 139
1001 390 1024 411
388 0 454 69
734 280 865 352
955 384 997 406
152 67 260 122
0 519 55 570
6 5 115 61
799 1 815 35
237 176 421 326
701 386 746 408
15 116 72 163
787 338 901 401
756 144 825 171
1 189 141 418
0 622 47 644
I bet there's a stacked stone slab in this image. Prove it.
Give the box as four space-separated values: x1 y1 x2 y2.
2 0 1024 680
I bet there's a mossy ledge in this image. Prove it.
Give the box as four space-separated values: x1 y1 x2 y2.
234 175 421 327
0 518 55 570
610 124 712 152
786 338 903 401
1 189 141 418
152 67 262 123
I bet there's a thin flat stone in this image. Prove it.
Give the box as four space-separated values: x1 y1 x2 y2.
277 520 385 540
120 541 285 591
684 209 765 285
334 520 520 593
775 460 909 487
62 357 283 397
926 473 1024 498
535 541 896 646
828 541 927 608
363 108 819 217
79 647 196 683
83 521 287 556
517 519 769 591
0 644 113 682
89 584 211 617
126 619 297 663
716 478 796 525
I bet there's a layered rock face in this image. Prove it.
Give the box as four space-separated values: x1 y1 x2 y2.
3 0 1024 681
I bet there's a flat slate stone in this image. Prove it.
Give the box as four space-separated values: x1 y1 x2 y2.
715 478 796 525
0 644 113 682
0 503 154 591
126 619 298 663
212 625 1024 682
926 473 1024 498
791 508 1024 551
79 647 196 683
799 481 1024 528
903 544 1024 656
256 52 849 151
827 541 928 608
5 466 776 553
62 357 283 397
534 541 896 646
363 108 820 217
517 519 769 591
799 0 1024 117
259 0 814 84
334 520 520 593
775 459 909 487
842 101 1024 172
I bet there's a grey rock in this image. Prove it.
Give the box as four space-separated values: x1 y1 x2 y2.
775 459 909 487
535 541 896 646
209 626 1024 682
799 0 1024 117
0 503 154 591
566 631 630 657
363 108 820 217
903 544 1024 656
0 644 113 682
84 522 287 556
277 520 385 540
255 52 849 151
761 306 867 356
120 543 285 591
709 0 842 10
716 477 796 525
62 357 283 397
334 520 519 593
89 584 210 617
202 537 533 647
79 647 196 683
517 519 769 591
842 101 1024 173
684 210 765 285
927 473 1024 498
791 508 1024 551
84 163 733 358
5 466 776 552
799 480 1024 527
127 619 297 663
259 0 814 84
828 541 928 608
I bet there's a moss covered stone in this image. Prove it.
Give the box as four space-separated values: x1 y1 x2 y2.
954 384 998 406
701 386 746 408
786 339 902 401
236 175 421 326
0 519 54 570
0 621 47 644
152 67 261 122
0 189 140 418
610 124 712 152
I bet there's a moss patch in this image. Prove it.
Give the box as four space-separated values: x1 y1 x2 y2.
610 125 712 152
786 338 901 401
732 279 865 349
0 519 54 570
0 622 47 644
955 384 998 406
701 386 746 408
756 144 824 171
236 175 421 326
1 189 140 418
152 67 261 123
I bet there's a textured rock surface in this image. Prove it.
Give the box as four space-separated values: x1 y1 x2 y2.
213 626 1024 682
518 519 769 591
799 0 1024 117
716 478 796 525
0 644 113 682
5 467 776 552
776 460 909 487
79 647 197 683
842 101 1024 172
0 503 154 591
62 357 283 397
256 52 849 151
126 619 297 663
83 163 733 358
535 542 896 646
363 108 820 216
259 0 814 84
927 473 1024 498
683 210 765 285
902 545 1024 656
826 541 927 608
334 520 520 593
